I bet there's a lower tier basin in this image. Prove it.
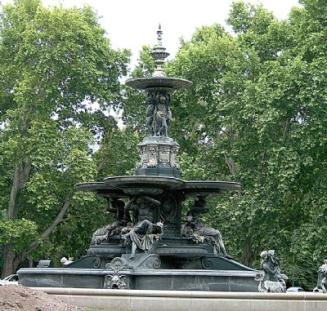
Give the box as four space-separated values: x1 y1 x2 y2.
18 268 258 292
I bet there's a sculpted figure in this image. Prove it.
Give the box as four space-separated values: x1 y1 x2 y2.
146 93 156 136
183 213 228 256
181 216 194 237
123 196 163 259
182 197 228 257
104 272 128 289
155 94 172 136
313 259 327 293
257 250 288 293
91 199 126 245
145 91 172 137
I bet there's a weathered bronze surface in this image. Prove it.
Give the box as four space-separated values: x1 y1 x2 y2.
18 26 260 292
314 260 327 293
256 250 288 293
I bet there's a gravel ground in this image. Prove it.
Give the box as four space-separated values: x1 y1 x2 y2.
0 284 86 311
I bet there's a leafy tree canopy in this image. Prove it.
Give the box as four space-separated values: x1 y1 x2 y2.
0 0 129 276
163 0 327 289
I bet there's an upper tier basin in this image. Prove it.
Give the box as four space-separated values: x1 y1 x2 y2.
126 76 192 90
76 176 240 197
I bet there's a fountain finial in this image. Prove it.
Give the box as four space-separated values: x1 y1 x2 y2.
126 26 191 90
157 24 163 46
151 25 169 77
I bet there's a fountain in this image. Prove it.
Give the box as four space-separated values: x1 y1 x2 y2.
18 26 258 291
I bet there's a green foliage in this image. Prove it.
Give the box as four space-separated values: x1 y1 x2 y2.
0 0 129 274
122 46 155 133
95 127 140 179
159 0 327 289
0 219 38 253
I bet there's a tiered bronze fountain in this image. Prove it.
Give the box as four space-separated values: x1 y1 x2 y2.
18 26 258 291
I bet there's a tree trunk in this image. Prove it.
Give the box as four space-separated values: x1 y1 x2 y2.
242 236 255 267
2 160 32 277
27 256 33 268
1 246 16 278
7 160 31 218
8 165 22 219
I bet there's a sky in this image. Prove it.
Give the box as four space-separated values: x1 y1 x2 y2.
2 0 301 66
0 0 302 127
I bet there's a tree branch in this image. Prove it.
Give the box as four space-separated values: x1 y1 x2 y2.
17 198 71 263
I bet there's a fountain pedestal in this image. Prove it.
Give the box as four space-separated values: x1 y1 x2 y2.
136 136 180 178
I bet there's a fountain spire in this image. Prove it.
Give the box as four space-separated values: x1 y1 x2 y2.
151 24 169 77
126 27 192 177
157 24 163 46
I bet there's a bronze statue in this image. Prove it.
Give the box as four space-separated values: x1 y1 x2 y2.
90 199 126 245
146 93 156 136
313 259 327 293
182 197 228 257
145 91 172 137
123 196 163 259
256 250 288 293
155 93 171 136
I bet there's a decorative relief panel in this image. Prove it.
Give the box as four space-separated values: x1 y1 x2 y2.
159 145 170 164
147 145 158 167
137 137 180 170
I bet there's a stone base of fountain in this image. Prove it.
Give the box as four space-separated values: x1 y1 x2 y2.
18 250 258 291
18 267 258 292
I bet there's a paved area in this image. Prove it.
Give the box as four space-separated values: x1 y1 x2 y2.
37 287 327 311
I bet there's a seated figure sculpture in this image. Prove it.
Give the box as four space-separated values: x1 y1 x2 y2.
182 196 228 257
313 259 327 293
256 250 288 293
123 196 163 259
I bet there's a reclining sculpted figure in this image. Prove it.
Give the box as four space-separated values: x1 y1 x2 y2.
90 199 126 245
182 196 228 257
123 196 163 259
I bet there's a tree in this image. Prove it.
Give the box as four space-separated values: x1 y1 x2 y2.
0 0 129 276
163 0 327 288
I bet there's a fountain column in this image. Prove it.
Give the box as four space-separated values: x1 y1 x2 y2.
126 25 191 179
125 25 192 237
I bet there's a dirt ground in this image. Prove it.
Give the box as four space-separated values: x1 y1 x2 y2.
0 284 86 311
